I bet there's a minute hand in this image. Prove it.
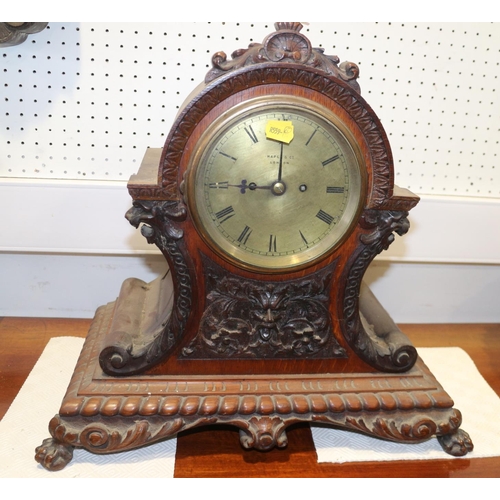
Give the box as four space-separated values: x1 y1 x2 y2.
277 142 284 181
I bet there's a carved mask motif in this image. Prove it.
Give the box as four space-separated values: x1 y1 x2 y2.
183 258 347 359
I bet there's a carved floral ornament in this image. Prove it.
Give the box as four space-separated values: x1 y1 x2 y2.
0 22 47 46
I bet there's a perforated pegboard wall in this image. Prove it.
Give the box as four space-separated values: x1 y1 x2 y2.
1 22 499 197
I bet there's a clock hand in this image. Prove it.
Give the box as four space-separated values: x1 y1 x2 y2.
224 179 286 196
247 183 272 190
213 179 281 194
226 180 272 193
277 142 284 181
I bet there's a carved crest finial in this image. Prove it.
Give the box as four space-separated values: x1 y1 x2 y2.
274 22 303 32
205 22 361 94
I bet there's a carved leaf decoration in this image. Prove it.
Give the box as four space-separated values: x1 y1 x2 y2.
184 258 346 359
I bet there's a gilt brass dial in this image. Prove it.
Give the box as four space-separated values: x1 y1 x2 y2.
188 97 364 271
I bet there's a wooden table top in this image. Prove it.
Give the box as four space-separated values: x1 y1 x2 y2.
1 317 499 477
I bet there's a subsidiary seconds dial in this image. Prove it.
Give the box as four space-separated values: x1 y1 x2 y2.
189 100 364 271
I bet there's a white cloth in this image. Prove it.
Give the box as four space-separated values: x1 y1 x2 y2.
312 347 500 463
0 337 176 478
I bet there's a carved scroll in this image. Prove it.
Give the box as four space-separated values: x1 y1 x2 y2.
342 209 418 372
98 200 193 375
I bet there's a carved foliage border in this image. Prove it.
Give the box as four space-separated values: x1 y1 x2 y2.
130 66 393 208
44 406 463 462
36 406 468 471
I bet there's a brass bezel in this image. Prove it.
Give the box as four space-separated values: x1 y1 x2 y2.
186 95 366 273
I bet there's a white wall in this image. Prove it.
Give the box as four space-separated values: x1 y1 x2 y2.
1 22 499 322
1 179 499 322
2 251 499 323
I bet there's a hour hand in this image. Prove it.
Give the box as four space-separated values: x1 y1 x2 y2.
209 179 272 193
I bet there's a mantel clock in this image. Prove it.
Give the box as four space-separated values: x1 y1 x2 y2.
36 23 473 471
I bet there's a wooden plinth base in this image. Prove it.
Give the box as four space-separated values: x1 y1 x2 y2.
35 301 473 471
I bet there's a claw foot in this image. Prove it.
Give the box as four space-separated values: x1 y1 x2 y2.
35 437 74 471
437 429 474 457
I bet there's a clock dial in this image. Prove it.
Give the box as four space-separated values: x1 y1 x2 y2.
189 99 364 271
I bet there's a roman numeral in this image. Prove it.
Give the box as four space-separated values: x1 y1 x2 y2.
316 209 335 225
209 181 229 189
219 152 237 161
326 186 345 194
268 234 277 253
244 125 258 144
237 225 252 245
322 155 340 167
215 206 235 223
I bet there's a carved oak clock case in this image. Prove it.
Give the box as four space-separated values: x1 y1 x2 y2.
35 23 473 471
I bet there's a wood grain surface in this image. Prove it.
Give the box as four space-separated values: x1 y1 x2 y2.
1 317 499 477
